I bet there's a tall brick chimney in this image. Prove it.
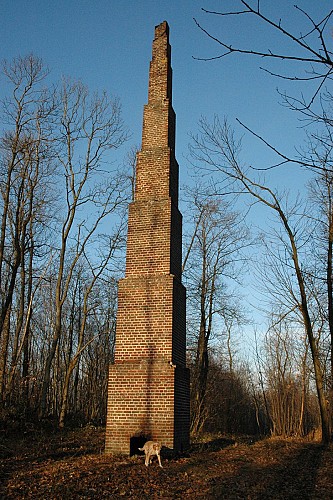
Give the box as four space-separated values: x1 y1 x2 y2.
105 21 190 455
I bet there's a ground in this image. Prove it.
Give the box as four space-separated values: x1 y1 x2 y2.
1 426 333 499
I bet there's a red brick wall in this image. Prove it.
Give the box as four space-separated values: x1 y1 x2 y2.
114 275 174 362
105 21 189 456
106 360 176 453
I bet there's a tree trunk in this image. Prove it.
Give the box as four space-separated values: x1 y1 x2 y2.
39 312 62 418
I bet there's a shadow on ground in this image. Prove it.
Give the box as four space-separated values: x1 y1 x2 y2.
1 427 332 499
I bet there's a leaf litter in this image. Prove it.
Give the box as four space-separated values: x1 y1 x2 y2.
1 427 333 499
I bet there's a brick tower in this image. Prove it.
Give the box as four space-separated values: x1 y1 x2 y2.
105 21 190 455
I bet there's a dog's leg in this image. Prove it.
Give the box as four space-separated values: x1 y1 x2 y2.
156 452 163 468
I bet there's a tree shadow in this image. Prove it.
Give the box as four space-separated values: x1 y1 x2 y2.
191 436 236 454
207 443 325 499
190 433 265 454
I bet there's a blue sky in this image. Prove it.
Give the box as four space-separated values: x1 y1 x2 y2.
3 0 331 187
1 1 332 349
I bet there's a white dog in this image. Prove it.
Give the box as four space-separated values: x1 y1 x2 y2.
138 441 163 468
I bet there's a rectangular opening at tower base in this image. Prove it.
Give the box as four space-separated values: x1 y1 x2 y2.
130 435 147 457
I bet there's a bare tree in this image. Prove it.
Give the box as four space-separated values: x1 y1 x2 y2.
58 225 126 428
190 115 331 442
195 2 333 114
263 319 313 437
306 138 333 426
77 274 118 423
0 55 55 403
191 2 333 442
39 79 128 417
183 188 249 434
124 145 139 202
0 56 129 424
203 354 259 435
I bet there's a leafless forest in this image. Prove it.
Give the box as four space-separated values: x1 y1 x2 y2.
1 2 333 454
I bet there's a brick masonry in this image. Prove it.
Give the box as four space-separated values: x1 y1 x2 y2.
105 21 190 455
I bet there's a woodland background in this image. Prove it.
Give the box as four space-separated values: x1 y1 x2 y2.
1 2 333 446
